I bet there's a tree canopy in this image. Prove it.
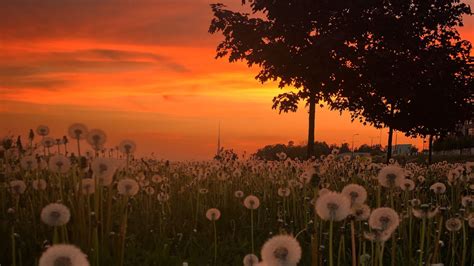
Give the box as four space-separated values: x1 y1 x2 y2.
210 0 472 163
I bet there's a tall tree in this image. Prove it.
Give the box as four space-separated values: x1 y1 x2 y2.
209 1 369 158
330 0 472 164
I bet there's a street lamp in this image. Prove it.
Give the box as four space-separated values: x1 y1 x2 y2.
369 136 380 147
351 134 359 155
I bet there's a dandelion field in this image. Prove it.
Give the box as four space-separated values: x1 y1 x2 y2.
1 125 474 266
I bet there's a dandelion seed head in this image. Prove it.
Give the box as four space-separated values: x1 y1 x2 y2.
21 155 38 170
445 217 462 232
461 195 474 208
36 125 50 137
243 254 259 266
244 195 261 210
68 123 88 140
117 178 139 196
119 140 136 154
377 165 405 188
10 180 27 195
86 129 107 150
261 235 301 266
341 184 367 205
206 208 221 221
144 186 155 195
91 158 117 186
157 192 170 202
40 203 71 227
32 179 48 191
315 192 351 221
368 207 399 233
80 179 95 195
468 217 474 228
39 244 89 266
352 203 371 221
277 187 291 197
42 137 56 148
400 179 415 191
48 155 71 174
430 183 446 194
234 190 244 198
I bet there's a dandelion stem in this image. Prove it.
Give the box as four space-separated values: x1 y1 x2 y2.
76 138 81 157
451 231 455 266
350 220 357 266
251 209 255 254
432 216 443 264
418 217 426 266
213 220 217 265
311 188 319 266
329 220 334 266
461 221 466 266
11 226 16 266
379 243 385 266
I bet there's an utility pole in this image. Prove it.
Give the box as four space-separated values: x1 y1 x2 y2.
216 122 221 157
351 134 359 155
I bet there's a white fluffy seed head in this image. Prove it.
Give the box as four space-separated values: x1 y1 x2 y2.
445 218 462 232
79 179 95 195
468 217 474 228
461 195 474 208
244 195 260 210
368 207 400 233
351 203 371 221
234 190 245 198
117 178 139 196
40 203 71 227
32 179 48 191
315 192 351 221
68 123 88 140
277 187 291 197
260 235 301 266
119 140 136 154
39 244 89 266
399 179 415 191
206 208 221 221
10 180 27 195
86 129 107 150
48 155 71 174
341 184 367 205
91 158 117 186
430 183 446 194
20 155 38 170
377 165 405 188
243 254 259 266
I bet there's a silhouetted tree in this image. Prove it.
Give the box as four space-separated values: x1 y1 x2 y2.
254 141 331 160
331 0 472 164
356 144 384 156
209 1 368 159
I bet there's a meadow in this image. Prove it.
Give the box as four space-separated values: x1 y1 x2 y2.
1 125 473 266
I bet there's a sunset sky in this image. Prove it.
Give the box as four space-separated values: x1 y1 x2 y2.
1 0 473 160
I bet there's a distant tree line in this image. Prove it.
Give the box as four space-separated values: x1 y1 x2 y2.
433 135 474 153
253 141 389 160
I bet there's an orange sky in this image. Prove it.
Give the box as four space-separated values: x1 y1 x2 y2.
1 0 473 160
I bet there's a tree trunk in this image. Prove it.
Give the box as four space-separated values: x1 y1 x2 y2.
428 135 433 165
386 127 393 164
307 91 316 159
